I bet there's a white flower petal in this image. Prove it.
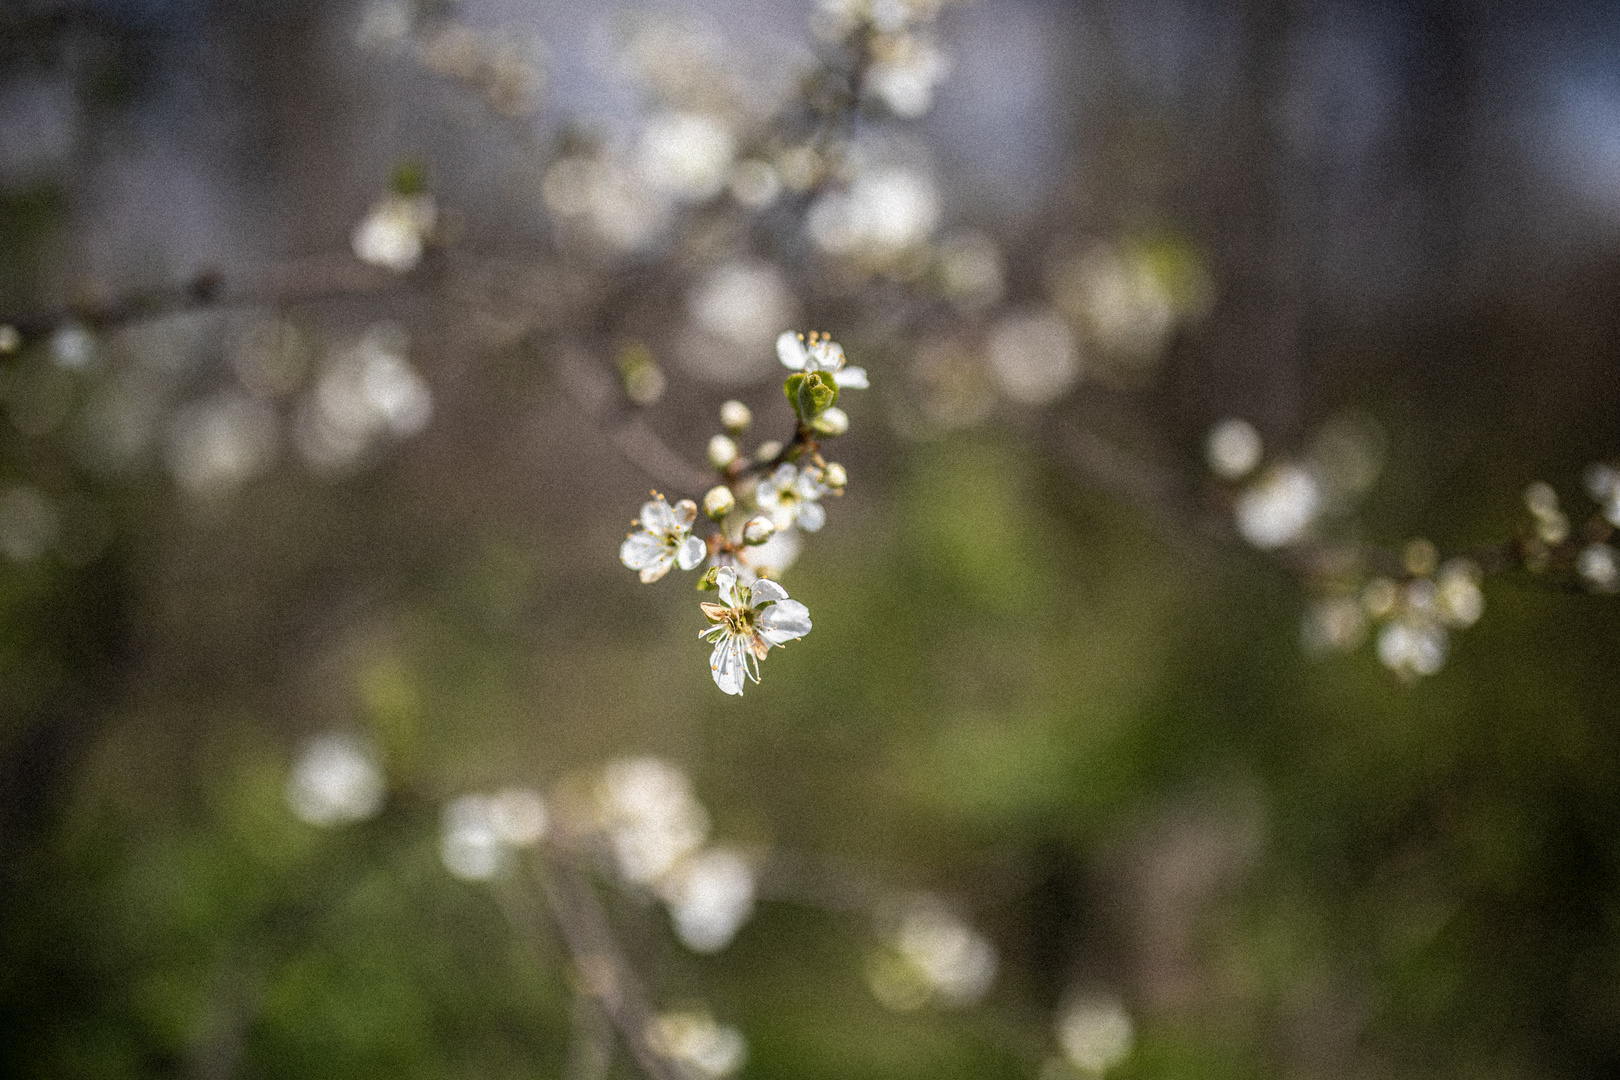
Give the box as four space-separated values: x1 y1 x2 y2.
639 555 674 583
621 531 666 570
750 578 789 606
759 599 811 644
642 499 678 535
808 340 845 372
833 366 868 389
711 634 747 695
797 501 826 532
777 331 809 370
677 535 707 571
672 499 699 529
715 565 740 607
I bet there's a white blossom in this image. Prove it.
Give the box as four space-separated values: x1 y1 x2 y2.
441 794 505 880
756 463 831 532
734 526 802 581
621 495 706 583
645 1012 746 1079
776 330 869 389
1435 560 1485 627
660 847 756 953
806 167 940 259
287 733 384 826
1578 542 1620 593
719 400 753 432
1057 995 1134 1074
1234 464 1321 549
638 111 735 203
703 485 736 520
868 34 949 118
351 193 436 272
1206 418 1263 479
895 905 996 1005
599 757 710 885
1377 617 1448 678
985 309 1080 406
699 566 811 695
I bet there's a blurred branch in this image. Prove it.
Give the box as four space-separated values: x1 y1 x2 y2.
0 254 412 339
529 856 685 1080
564 990 615 1080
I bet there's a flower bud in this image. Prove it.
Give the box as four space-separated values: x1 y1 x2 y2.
720 399 753 433
742 515 775 545
707 434 739 469
754 440 783 462
0 325 18 354
703 485 736 520
823 462 848 489
696 566 721 591
811 407 849 436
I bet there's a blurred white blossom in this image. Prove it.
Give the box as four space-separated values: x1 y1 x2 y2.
165 393 278 496
297 325 432 472
1578 542 1620 593
659 847 756 953
1235 464 1321 549
598 757 710 885
869 34 949 117
441 794 504 880
352 193 437 272
645 1012 746 1079
734 525 802 581
1056 995 1134 1074
986 309 1081 406
808 167 940 260
544 156 671 252
50 322 95 369
287 733 384 826
639 112 735 203
1377 616 1448 679
869 899 996 1010
1207 418 1263 479
756 463 831 533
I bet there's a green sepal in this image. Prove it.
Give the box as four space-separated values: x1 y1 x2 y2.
793 370 838 420
696 566 720 591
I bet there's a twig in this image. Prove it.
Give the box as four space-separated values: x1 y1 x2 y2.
0 254 412 339
529 856 685 1080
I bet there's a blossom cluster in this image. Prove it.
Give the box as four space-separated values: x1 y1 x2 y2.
1210 416 1620 680
620 331 864 695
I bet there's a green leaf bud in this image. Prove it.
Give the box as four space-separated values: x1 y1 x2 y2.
794 370 838 420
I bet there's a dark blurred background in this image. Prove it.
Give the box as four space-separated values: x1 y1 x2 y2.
3 0 1620 1077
